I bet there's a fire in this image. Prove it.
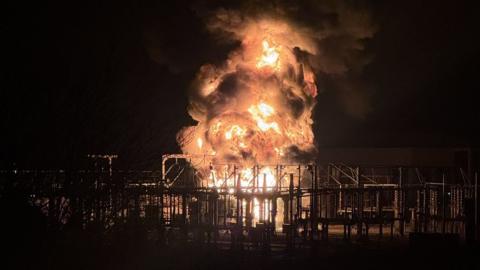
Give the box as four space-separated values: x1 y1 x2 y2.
248 102 281 133
178 18 317 171
207 166 277 193
224 125 246 140
197 138 203 149
258 167 276 191
256 40 280 70
257 102 275 117
177 18 318 224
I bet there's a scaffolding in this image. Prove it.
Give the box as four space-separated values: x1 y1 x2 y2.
1 155 478 250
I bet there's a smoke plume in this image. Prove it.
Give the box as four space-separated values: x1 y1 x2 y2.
176 1 375 170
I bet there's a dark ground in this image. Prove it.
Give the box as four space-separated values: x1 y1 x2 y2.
4 228 480 270
1 193 479 270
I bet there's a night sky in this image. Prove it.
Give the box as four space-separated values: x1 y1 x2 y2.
1 1 479 169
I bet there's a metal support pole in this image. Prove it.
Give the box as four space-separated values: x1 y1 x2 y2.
475 172 478 241
289 174 294 225
399 167 405 236
442 173 446 234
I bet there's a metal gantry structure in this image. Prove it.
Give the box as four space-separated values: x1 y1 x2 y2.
0 154 478 250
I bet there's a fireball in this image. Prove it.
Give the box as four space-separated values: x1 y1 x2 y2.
177 18 317 197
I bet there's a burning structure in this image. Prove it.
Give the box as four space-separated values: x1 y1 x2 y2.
153 13 479 247
4 155 478 251
177 15 318 170
173 15 320 230
1 4 479 255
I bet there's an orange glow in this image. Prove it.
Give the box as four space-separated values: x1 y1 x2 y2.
225 125 246 140
256 40 280 70
207 166 277 193
248 102 281 133
258 102 274 117
177 19 318 226
205 165 278 226
196 138 203 149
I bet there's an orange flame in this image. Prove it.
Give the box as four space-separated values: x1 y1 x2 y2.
256 40 280 70
177 20 317 203
248 102 281 133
